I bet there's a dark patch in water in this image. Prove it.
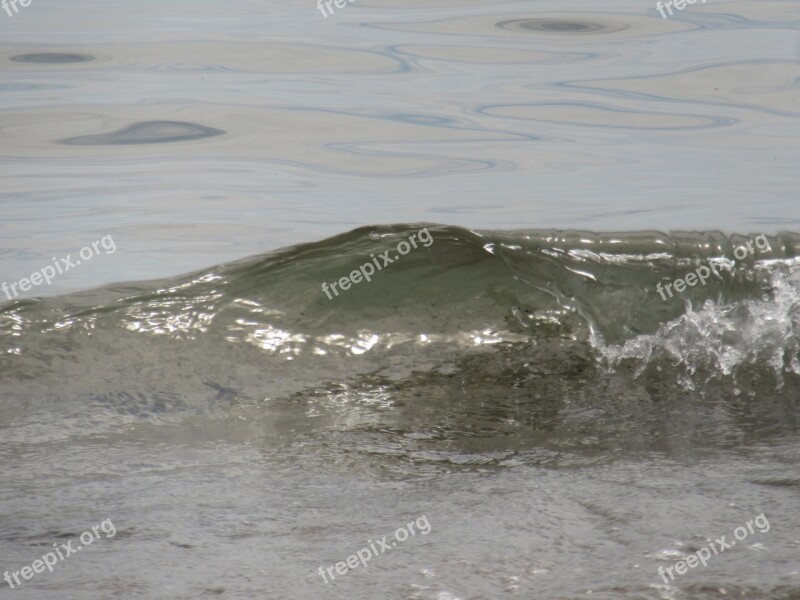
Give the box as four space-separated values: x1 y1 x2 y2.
497 19 624 34
10 53 95 64
752 478 800 487
0 82 68 92
59 121 226 146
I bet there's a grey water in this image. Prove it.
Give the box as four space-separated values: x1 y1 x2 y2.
1 0 800 599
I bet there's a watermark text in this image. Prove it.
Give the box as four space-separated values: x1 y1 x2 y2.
2 235 116 301
4 518 116 589
321 227 433 300
658 513 769 584
318 514 431 583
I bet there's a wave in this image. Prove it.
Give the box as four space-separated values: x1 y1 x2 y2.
1 225 799 397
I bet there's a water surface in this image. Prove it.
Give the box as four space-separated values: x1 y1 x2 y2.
1 1 799 599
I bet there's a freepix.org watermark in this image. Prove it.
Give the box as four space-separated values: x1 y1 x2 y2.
2 0 32 18
658 513 770 584
321 227 433 300
316 0 359 18
1 235 116 301
655 234 771 302
318 514 431 583
656 0 707 19
4 519 116 589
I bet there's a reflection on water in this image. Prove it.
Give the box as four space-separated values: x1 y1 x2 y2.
0 0 798 293
60 121 226 146
0 1 799 599
496 18 627 34
9 52 95 64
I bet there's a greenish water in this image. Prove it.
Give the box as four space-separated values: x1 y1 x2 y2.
1 0 799 598
2 226 800 598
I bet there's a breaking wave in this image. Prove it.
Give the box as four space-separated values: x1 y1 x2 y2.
1 226 799 399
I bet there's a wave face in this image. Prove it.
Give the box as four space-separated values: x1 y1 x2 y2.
3 226 800 600
2 226 800 403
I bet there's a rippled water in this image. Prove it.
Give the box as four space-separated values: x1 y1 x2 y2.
2 0 799 293
1 1 800 599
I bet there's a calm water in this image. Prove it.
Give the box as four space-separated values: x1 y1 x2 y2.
1 1 799 599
